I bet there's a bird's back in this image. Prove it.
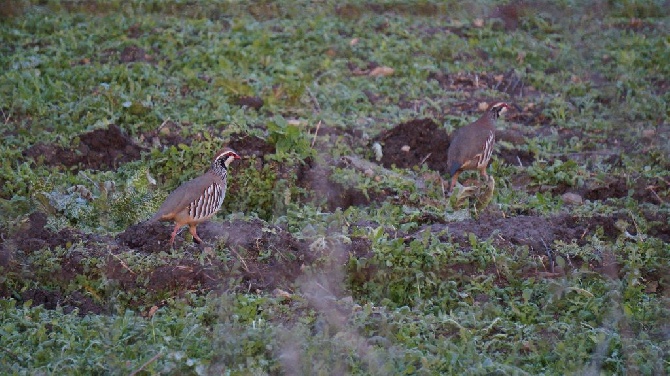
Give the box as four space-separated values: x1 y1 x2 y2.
447 120 495 174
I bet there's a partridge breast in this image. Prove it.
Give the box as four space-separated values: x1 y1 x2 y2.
186 181 226 222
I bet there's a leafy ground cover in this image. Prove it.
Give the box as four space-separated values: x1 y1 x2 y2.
1 0 669 374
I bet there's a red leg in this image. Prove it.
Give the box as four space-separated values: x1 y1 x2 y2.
169 224 180 245
479 168 489 180
189 224 203 244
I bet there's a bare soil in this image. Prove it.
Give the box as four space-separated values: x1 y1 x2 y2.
375 118 450 174
8 105 670 315
23 124 144 171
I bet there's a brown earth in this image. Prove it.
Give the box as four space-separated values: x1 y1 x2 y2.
374 116 536 176
4 197 668 315
2 211 332 314
6 67 669 316
352 210 669 292
374 118 450 174
22 124 144 171
428 71 544 101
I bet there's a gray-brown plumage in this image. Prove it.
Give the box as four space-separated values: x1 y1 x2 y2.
447 102 510 191
150 148 240 245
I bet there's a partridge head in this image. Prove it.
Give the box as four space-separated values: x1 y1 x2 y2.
447 102 510 192
150 148 241 245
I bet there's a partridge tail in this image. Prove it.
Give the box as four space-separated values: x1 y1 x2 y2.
148 211 166 223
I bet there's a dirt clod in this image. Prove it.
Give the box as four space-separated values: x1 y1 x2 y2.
375 118 450 174
235 96 264 110
199 219 313 291
23 124 144 172
120 45 151 63
20 288 105 316
116 220 175 253
12 212 90 253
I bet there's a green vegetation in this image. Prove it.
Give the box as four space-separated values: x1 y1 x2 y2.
1 0 669 374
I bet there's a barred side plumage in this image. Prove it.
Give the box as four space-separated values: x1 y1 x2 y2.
479 131 495 168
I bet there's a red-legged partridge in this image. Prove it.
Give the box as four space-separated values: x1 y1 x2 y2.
447 102 510 192
150 148 240 245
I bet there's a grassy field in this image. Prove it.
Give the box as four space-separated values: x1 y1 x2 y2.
1 0 669 374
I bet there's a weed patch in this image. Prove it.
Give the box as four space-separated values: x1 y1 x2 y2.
1 1 668 374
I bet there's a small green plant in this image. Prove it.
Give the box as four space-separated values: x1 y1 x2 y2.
266 115 315 161
109 166 159 229
1 2 669 375
527 158 585 187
